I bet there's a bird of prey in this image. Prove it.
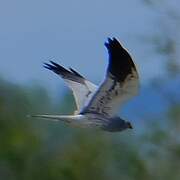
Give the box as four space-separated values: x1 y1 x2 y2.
32 38 139 132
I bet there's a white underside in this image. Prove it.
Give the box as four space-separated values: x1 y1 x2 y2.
30 114 101 128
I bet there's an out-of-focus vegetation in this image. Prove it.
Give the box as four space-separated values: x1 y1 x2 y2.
0 73 179 180
0 65 179 179
1 1 180 180
0 77 149 180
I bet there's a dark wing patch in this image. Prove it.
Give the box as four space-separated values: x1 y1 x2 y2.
81 38 139 117
69 67 84 78
44 61 85 84
105 38 137 82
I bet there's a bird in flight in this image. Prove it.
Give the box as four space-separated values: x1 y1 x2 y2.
32 38 139 132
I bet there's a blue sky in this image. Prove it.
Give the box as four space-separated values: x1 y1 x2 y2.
0 0 178 94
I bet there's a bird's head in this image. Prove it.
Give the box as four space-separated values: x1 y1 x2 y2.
102 117 133 132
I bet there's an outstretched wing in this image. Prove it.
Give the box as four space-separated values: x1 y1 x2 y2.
44 61 97 113
81 38 139 117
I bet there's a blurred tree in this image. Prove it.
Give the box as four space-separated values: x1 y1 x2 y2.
0 77 149 180
140 0 180 179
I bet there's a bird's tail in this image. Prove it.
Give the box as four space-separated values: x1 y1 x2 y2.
27 114 79 123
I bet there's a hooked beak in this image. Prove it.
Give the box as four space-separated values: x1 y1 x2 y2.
128 122 133 129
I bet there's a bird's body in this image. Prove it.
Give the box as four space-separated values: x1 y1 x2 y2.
33 113 131 132
32 38 139 132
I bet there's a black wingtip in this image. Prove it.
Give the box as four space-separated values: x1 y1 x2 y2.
104 37 137 82
104 37 112 49
69 67 84 78
107 37 113 43
49 60 60 67
43 61 69 75
43 61 85 83
105 37 123 50
43 62 54 70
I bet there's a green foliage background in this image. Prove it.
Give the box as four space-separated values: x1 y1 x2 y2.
0 73 179 180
